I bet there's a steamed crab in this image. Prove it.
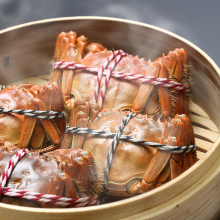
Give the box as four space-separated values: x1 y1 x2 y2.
0 142 99 208
50 31 189 121
0 83 65 150
60 95 197 197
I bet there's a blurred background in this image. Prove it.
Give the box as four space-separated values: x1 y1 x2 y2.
0 0 219 67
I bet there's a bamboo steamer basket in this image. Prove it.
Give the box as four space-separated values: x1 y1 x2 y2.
0 17 219 220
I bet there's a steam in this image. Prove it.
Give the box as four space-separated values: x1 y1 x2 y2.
0 0 197 47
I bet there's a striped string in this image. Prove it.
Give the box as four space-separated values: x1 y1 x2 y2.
66 126 197 153
102 113 137 184
93 50 127 107
98 51 127 110
0 149 28 197
2 188 99 207
52 62 190 92
0 85 6 91
0 149 99 207
0 108 65 119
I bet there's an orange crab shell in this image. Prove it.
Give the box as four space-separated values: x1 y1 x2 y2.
0 144 98 208
0 86 33 144
81 110 196 196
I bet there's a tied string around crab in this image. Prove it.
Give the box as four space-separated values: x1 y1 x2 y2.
0 110 196 206
52 49 190 112
0 44 196 204
0 148 99 207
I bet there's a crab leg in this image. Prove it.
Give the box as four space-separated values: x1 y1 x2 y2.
62 43 78 102
80 150 96 178
50 32 69 83
60 98 88 149
76 35 88 63
89 103 99 123
63 155 90 195
64 173 78 199
139 118 182 192
43 173 66 208
175 114 197 170
71 111 89 149
30 85 53 149
157 62 172 121
75 156 90 194
50 82 66 139
174 48 189 115
132 61 160 114
18 99 38 148
38 99 61 145
54 32 68 61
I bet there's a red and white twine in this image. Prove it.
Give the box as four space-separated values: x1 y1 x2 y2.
52 50 190 101
0 149 28 197
96 50 128 110
0 149 99 207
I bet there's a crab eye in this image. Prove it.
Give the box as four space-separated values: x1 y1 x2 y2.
2 99 10 104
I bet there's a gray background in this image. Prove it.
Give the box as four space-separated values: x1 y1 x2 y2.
0 0 220 67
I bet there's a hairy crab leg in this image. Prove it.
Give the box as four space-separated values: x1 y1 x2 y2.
63 155 91 195
18 99 38 148
172 49 187 116
60 98 87 149
62 43 78 102
169 117 188 179
140 120 182 192
75 156 90 195
50 82 66 139
89 103 99 123
126 117 183 194
54 32 68 61
80 150 96 179
175 48 189 115
64 173 78 199
155 51 178 120
43 173 66 208
30 85 53 149
76 35 88 63
176 114 197 170
38 99 61 145
50 32 70 83
157 61 172 121
71 111 89 149
132 61 161 114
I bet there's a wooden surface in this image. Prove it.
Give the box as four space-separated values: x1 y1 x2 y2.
0 17 220 220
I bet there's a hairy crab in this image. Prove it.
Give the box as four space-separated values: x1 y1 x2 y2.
0 32 197 206
0 83 65 150
0 142 99 208
60 95 197 197
51 31 189 121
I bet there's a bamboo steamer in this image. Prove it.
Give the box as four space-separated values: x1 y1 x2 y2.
0 17 219 220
